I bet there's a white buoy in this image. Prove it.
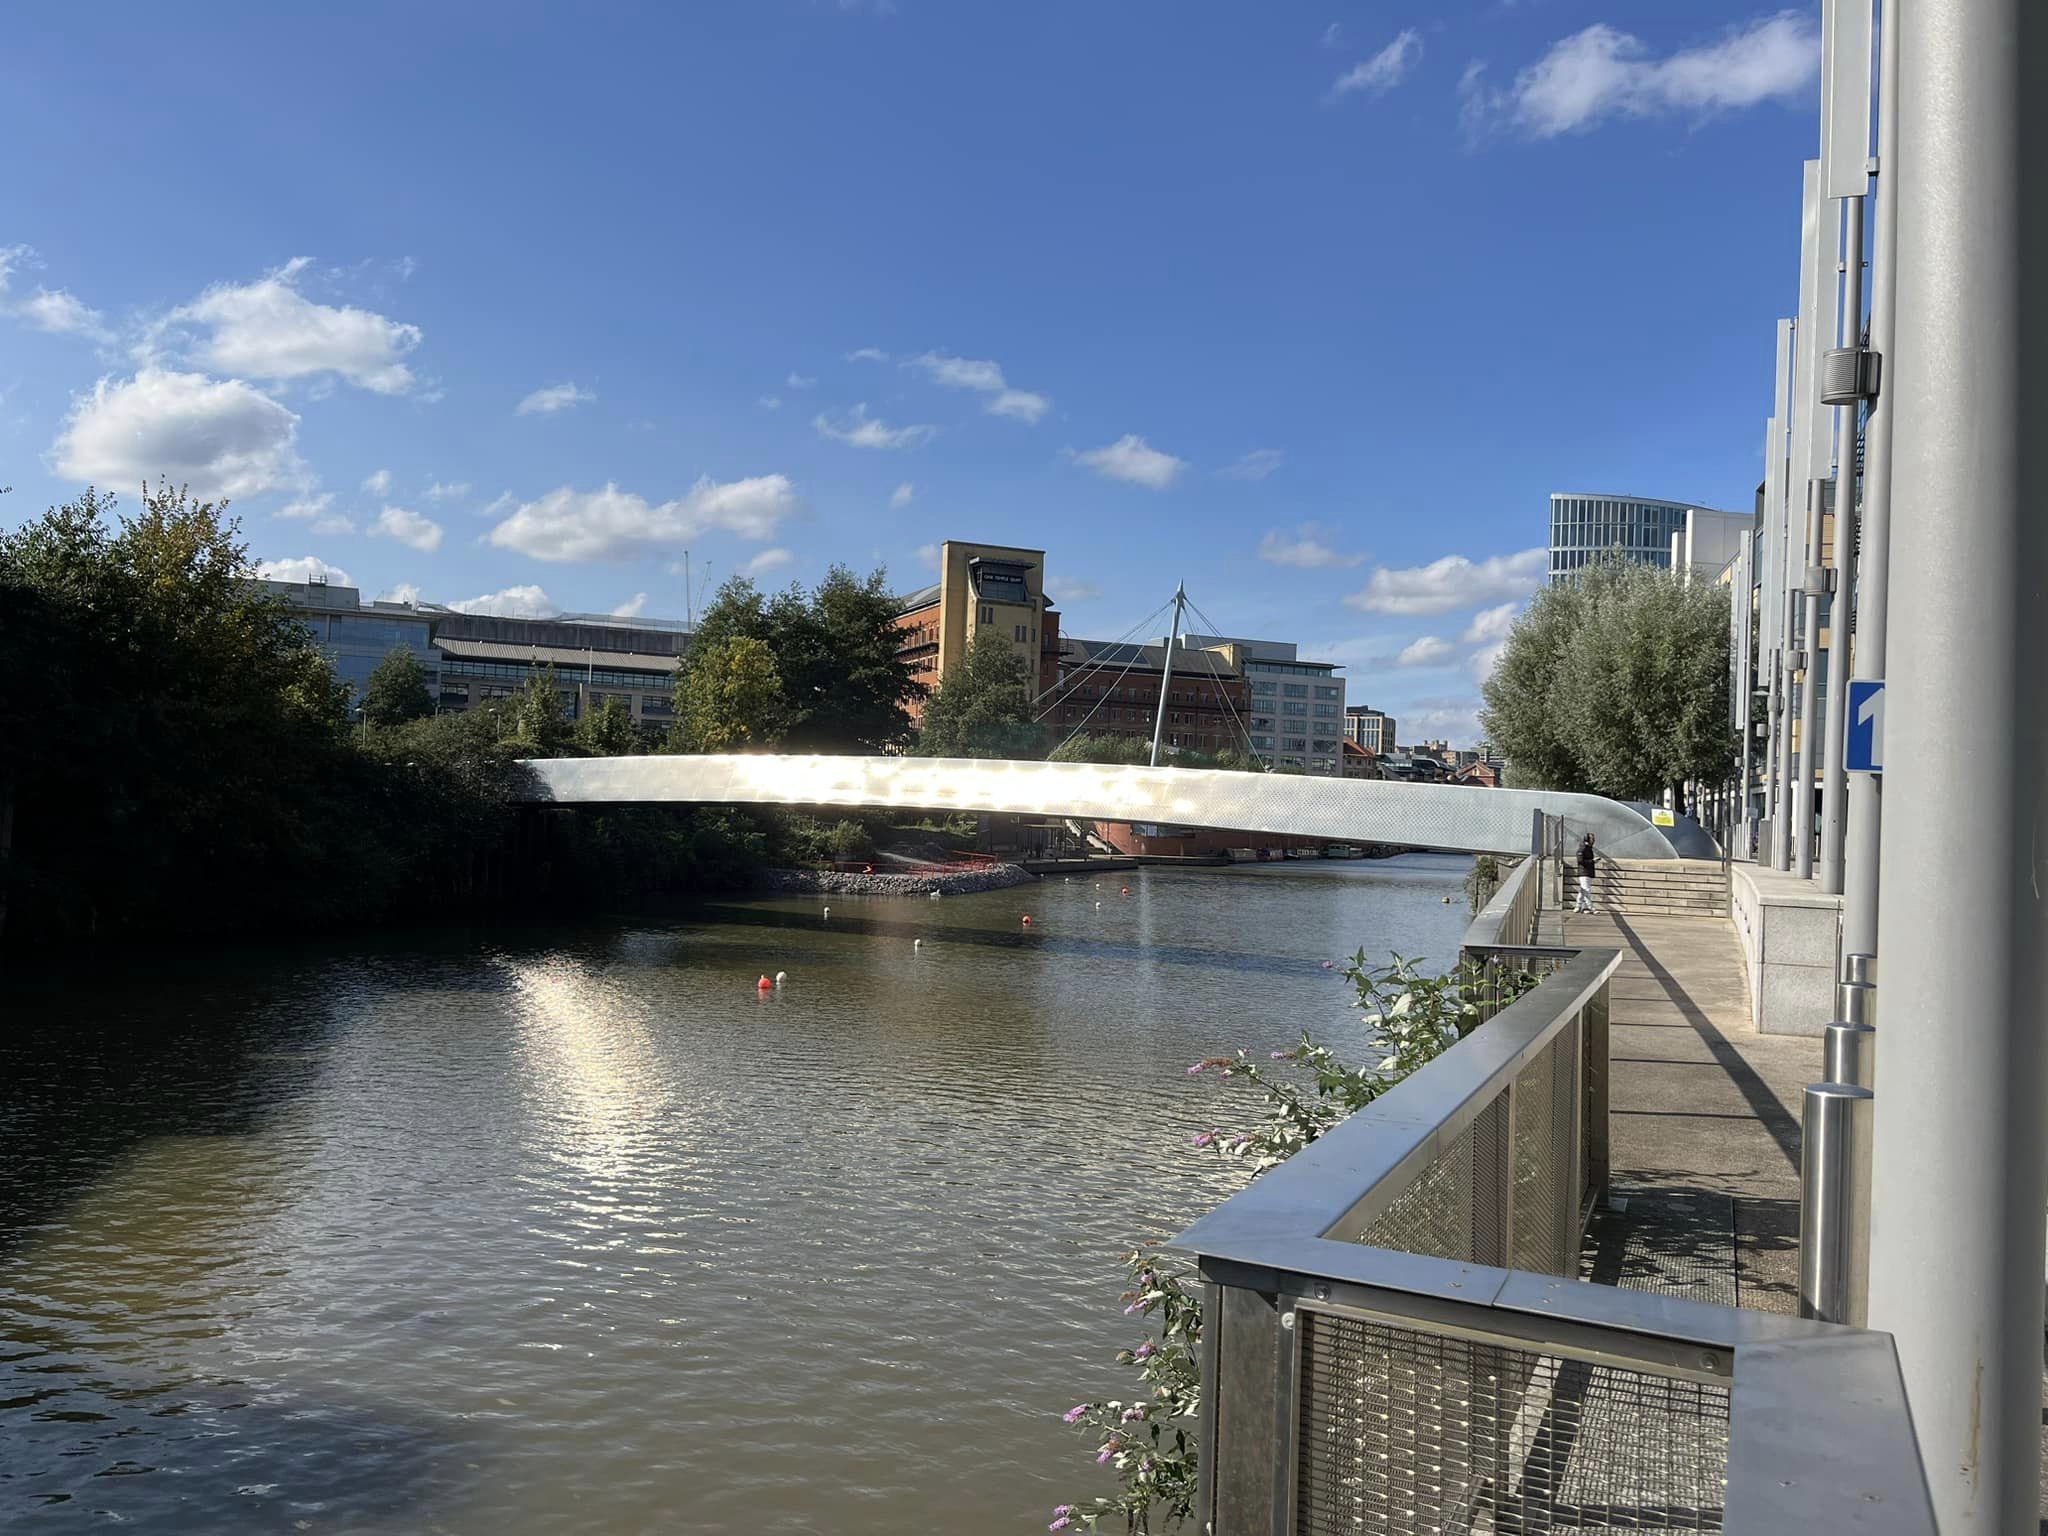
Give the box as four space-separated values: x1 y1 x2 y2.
775 971 788 985
823 906 831 918
913 939 924 950
1095 901 1102 909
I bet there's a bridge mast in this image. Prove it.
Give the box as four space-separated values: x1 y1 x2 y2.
1149 582 1187 768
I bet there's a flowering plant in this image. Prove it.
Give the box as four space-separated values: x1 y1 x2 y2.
1050 950 1534 1531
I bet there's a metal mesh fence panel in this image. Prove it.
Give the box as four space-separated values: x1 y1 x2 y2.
1357 1118 1475 1263
1293 1309 1731 1535
1509 1037 1564 1276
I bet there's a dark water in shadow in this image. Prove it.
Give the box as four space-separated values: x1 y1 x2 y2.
0 856 1473 1533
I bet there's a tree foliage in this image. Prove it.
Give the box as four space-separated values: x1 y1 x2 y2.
676 635 793 751
502 666 575 756
1047 732 1151 765
1480 560 1735 801
913 631 1043 759
360 647 435 727
679 566 917 752
574 695 639 756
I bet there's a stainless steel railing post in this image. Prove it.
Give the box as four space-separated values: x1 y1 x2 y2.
1824 1021 1877 1092
1843 951 1877 986
1800 1082 1875 1326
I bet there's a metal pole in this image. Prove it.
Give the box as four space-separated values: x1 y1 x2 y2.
1843 2 1901 958
1825 1020 1877 1090
1865 0 2048 1524
1148 583 1186 768
1820 197 1867 895
1800 1082 1873 1326
1764 659 1784 867
1792 480 1825 879
1837 977 1876 1027
1844 950 1876 985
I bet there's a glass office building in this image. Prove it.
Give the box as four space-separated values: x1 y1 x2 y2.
1547 494 1745 583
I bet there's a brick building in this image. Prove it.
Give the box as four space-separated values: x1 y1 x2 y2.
894 540 1061 721
1046 637 1252 758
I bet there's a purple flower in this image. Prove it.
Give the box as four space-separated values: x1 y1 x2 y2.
1096 1441 1122 1464
1062 1404 1089 1424
1132 1341 1155 1360
1050 1520 1071 1532
1052 1506 1073 1519
1121 1407 1144 1422
1124 1300 1147 1315
1270 1050 1289 1059
1191 1130 1217 1148
1185 1063 1204 1075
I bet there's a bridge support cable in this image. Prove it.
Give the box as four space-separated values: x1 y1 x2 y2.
1181 592 1271 764
1025 596 1172 720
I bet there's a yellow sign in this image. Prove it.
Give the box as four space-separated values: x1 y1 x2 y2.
1650 808 1677 827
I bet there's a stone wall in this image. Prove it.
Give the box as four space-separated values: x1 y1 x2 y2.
1729 862 1844 1035
757 864 1038 897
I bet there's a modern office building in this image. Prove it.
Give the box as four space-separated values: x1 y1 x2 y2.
893 540 1062 720
1547 493 1749 583
1048 638 1250 758
429 609 688 730
1344 705 1397 755
260 578 440 710
1176 635 1346 775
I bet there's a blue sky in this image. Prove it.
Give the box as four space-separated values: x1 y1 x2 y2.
0 3 1820 743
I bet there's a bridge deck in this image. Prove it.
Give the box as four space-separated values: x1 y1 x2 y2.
1539 908 1815 1314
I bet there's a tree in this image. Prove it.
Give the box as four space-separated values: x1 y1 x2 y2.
676 635 793 751
1480 560 1736 803
503 666 574 756
360 647 435 727
914 631 1043 759
574 696 639 756
1047 732 1151 765
680 566 918 752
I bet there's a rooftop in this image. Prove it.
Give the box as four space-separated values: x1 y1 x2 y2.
433 635 682 674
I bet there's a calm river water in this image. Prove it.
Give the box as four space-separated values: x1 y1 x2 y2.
0 856 1472 1534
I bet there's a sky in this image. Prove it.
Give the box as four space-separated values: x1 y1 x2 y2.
0 3 1823 745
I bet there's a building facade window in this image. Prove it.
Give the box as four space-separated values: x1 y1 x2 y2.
1282 683 1308 698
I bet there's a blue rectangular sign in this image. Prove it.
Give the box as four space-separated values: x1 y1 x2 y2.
1845 679 1885 773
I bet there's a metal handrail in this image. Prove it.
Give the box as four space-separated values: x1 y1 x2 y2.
1459 849 1542 950
1170 941 1936 1535
1176 947 1620 1258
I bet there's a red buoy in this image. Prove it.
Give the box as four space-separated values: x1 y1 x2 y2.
1021 915 1033 926
1120 886 1130 896
757 975 773 990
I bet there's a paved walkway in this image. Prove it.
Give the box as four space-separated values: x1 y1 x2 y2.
1537 907 1822 1315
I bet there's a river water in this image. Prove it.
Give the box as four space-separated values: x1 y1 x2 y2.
0 856 1473 1534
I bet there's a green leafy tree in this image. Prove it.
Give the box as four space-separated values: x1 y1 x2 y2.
676 635 793 751
1480 560 1735 803
360 647 435 727
1047 732 1151 766
503 666 575 756
681 567 918 752
574 695 639 756
913 631 1042 759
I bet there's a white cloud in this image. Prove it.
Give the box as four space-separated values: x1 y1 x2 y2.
915 542 940 569
164 258 421 394
906 351 1052 424
1049 580 1102 605
361 467 392 496
1346 548 1547 616
371 505 443 553
846 347 890 363
380 582 424 605
785 372 817 390
19 287 108 340
1333 29 1422 98
449 584 557 618
1397 635 1458 668
1471 12 1819 139
257 555 352 585
0 245 25 294
1400 696 1485 744
1461 602 1520 644
988 388 1051 423
1071 434 1186 489
487 475 798 563
758 395 784 411
890 482 915 510
481 491 516 520
1258 523 1365 570
612 592 650 618
744 547 794 576
312 513 357 535
1468 639 1509 684
277 493 334 522
424 479 470 501
1320 22 1344 49
50 368 310 499
813 404 935 450
517 382 595 416
1221 448 1284 481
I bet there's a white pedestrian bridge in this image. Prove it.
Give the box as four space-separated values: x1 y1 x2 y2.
517 754 1710 860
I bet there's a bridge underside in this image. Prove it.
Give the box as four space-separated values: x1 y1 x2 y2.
515 754 1703 861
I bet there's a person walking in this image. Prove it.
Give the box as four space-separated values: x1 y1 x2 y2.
1575 833 1598 914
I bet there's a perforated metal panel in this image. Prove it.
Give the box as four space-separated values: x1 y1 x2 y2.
1292 1310 1731 1534
1510 1039 1564 1275
1357 1118 1475 1263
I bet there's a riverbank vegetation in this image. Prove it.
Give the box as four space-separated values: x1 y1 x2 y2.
1054 953 1531 1531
